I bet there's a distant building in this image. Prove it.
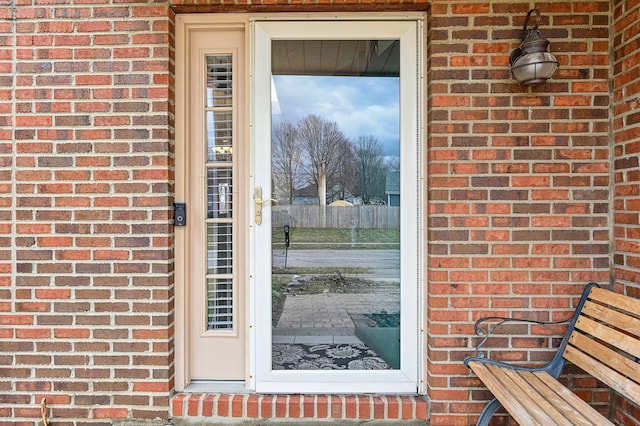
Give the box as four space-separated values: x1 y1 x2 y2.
385 171 400 207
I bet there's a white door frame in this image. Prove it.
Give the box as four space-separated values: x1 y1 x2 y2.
175 14 251 391
250 17 425 394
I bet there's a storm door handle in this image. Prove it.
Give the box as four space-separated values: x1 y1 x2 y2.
255 186 277 225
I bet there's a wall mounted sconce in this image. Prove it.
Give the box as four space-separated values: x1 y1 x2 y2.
510 9 559 85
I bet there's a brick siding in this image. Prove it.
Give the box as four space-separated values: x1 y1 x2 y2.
612 0 640 424
172 394 428 422
427 1 612 423
0 0 638 424
0 1 175 424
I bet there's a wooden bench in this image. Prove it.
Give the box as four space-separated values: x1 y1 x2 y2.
464 282 640 426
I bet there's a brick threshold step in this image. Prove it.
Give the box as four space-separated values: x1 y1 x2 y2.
171 393 428 424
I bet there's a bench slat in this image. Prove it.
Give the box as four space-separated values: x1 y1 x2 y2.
589 287 640 320
582 300 640 339
467 361 545 426
469 360 614 426
574 315 640 361
485 365 561 425
527 371 613 426
564 345 640 406
498 368 574 426
569 331 640 386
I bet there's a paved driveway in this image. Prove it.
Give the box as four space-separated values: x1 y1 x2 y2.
273 248 400 279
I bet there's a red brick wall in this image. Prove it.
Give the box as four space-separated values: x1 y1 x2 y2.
0 1 175 423
427 1 612 424
612 0 640 423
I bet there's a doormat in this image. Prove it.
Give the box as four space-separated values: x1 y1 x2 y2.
272 343 392 370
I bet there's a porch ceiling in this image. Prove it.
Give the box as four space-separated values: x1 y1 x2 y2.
271 39 399 77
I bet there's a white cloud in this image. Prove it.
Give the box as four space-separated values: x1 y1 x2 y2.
272 75 400 156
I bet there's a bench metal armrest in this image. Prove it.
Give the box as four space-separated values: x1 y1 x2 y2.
471 316 571 359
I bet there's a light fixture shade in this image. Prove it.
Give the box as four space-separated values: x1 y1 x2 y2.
510 9 559 86
511 51 559 85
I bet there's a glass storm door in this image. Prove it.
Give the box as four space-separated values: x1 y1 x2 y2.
252 19 422 393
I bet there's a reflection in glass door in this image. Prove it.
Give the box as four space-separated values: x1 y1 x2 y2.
270 40 401 371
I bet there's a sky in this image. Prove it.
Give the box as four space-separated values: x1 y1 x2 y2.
272 75 400 158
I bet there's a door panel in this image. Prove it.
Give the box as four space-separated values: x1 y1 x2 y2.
252 19 421 393
187 28 246 380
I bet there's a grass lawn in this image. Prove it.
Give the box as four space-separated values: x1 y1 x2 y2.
272 227 399 249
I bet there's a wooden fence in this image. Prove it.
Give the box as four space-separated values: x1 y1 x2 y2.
272 205 400 229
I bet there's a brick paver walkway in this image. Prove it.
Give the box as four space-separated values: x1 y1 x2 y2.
274 285 400 339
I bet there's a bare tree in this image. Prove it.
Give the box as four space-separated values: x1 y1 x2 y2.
297 115 350 205
330 138 357 203
355 135 388 204
272 121 303 204
385 156 400 172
